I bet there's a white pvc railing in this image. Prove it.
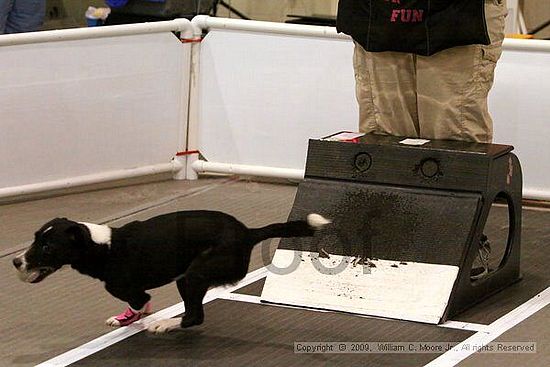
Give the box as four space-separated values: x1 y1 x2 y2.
191 15 346 40
192 160 304 181
0 18 197 46
190 14 550 53
0 161 184 199
190 15 550 52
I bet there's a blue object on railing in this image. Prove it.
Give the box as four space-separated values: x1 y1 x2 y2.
106 0 166 7
105 0 129 7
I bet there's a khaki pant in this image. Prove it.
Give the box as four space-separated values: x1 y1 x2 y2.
353 0 507 143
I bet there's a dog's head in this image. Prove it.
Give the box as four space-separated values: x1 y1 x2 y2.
12 218 94 283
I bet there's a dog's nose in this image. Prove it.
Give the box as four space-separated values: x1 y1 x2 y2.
13 257 23 269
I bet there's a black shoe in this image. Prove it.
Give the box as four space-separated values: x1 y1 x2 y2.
471 234 491 280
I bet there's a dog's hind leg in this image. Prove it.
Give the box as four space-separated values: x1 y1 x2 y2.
147 276 208 334
178 275 209 328
179 247 249 327
148 249 246 333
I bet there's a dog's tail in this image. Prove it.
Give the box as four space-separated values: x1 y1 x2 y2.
247 213 331 245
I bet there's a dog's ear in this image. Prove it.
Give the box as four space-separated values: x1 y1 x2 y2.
65 224 88 244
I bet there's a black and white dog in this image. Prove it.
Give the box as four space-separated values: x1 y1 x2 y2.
13 211 329 333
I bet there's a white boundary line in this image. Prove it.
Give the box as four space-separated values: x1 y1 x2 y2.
219 293 489 333
440 320 489 334
424 286 550 367
35 267 268 367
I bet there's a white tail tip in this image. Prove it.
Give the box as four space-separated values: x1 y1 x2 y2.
307 213 331 228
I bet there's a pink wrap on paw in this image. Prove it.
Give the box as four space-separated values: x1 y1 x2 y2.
111 302 152 326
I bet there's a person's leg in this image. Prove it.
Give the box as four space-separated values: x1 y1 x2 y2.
353 42 420 137
416 0 507 143
5 0 45 34
0 0 14 34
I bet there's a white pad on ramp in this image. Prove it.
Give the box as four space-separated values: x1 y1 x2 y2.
261 249 459 324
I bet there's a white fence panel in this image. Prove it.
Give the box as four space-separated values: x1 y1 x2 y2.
0 31 189 194
491 44 550 199
198 29 357 170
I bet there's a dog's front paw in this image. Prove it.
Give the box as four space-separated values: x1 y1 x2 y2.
147 318 182 334
106 303 151 327
106 315 123 327
106 308 142 327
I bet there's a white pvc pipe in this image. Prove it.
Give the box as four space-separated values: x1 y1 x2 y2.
192 15 347 40
523 189 550 202
192 160 304 180
0 160 184 199
0 18 193 47
502 38 550 52
192 15 550 52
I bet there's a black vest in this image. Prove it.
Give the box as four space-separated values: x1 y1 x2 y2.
337 0 490 56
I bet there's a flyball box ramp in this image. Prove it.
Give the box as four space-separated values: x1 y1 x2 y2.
261 132 522 324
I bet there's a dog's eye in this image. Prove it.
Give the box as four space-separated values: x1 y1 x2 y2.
42 244 51 254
